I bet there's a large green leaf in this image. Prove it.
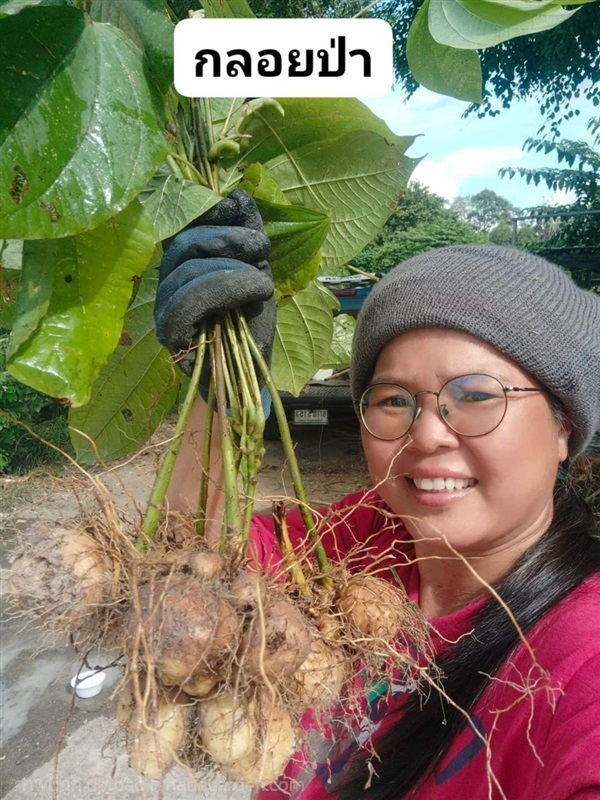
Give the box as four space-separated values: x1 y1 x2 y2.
264 130 419 270
0 6 169 239
428 0 579 49
200 0 255 18
69 271 180 464
259 201 329 286
325 313 356 370
407 0 483 103
89 0 174 95
220 98 414 191
272 281 338 395
7 201 155 405
239 162 330 290
140 175 221 241
477 0 594 9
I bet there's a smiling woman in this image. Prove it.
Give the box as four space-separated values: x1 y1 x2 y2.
160 199 599 799
255 246 599 800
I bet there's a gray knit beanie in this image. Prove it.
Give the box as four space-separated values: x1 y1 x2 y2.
351 245 600 457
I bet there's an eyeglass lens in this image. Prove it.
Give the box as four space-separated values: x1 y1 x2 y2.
359 374 508 440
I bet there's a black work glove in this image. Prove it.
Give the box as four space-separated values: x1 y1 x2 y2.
154 189 276 382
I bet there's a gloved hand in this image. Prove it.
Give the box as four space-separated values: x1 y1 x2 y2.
154 189 276 383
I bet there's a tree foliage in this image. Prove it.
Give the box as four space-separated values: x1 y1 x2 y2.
500 117 600 247
386 0 600 134
353 182 483 274
225 0 600 134
451 189 519 234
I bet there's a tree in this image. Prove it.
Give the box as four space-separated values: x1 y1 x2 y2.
487 219 550 248
353 182 483 274
217 0 600 134
500 117 600 247
384 0 600 135
451 190 519 234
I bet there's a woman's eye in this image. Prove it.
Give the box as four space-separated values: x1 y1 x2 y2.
460 391 495 403
381 394 410 408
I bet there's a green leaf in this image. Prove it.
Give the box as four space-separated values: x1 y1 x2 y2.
272 280 337 395
88 0 175 96
428 0 579 49
7 200 155 405
325 313 356 370
407 0 483 103
200 0 255 18
69 271 180 464
220 98 413 189
259 200 329 286
0 0 66 15
274 249 322 298
264 130 419 270
0 6 169 239
239 162 329 291
140 175 221 241
239 162 289 205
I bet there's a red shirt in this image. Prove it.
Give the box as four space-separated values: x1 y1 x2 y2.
249 489 600 800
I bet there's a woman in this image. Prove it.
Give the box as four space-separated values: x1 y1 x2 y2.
155 192 600 799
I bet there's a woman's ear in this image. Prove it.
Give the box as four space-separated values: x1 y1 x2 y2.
557 417 573 464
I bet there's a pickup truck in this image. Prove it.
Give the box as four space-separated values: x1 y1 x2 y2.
265 275 376 439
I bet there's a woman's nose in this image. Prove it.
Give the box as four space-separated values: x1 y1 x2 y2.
405 397 459 452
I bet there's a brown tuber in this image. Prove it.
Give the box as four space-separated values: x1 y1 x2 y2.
198 690 296 786
8 525 111 632
119 676 190 779
127 574 240 686
287 636 347 709
338 574 414 641
239 597 312 682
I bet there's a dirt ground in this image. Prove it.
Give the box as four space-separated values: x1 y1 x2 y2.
0 419 368 799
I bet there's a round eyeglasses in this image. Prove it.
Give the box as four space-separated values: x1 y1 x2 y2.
358 373 546 441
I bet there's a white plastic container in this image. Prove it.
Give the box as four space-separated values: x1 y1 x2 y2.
70 669 106 699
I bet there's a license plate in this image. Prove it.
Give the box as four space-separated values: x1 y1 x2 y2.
293 409 329 426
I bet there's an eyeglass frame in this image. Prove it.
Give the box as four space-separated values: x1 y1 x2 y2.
357 372 547 441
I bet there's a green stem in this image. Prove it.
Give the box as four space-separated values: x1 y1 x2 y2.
237 316 333 587
195 379 216 539
211 324 242 552
137 331 207 551
223 314 264 548
202 97 221 194
273 501 311 598
192 99 215 190
169 152 205 184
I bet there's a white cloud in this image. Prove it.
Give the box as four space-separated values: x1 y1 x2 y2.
410 145 524 202
542 187 577 207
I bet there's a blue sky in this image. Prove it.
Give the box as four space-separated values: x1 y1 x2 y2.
363 87 596 210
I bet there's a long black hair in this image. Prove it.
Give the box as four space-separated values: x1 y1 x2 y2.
337 477 600 799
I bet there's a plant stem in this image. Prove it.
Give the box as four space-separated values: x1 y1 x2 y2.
137 331 207 551
168 152 205 184
273 502 311 599
195 379 215 539
211 324 242 552
237 316 333 587
192 99 215 190
222 314 265 548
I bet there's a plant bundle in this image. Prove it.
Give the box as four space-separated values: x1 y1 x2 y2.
7 309 434 787
4 63 433 785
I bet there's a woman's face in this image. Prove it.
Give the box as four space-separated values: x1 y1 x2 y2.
360 328 570 559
